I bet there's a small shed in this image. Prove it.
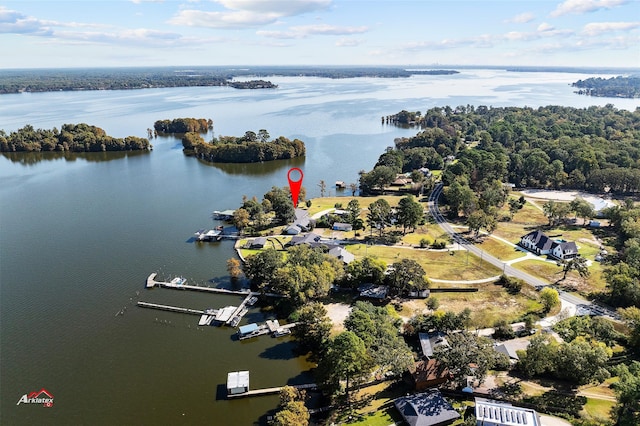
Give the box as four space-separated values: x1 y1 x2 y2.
227 371 250 395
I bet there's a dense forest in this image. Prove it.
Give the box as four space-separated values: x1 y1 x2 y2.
0 123 150 152
371 105 640 194
153 118 212 134
182 130 305 163
0 68 277 94
572 76 640 98
0 67 459 94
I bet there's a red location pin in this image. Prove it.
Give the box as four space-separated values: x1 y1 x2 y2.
287 167 304 208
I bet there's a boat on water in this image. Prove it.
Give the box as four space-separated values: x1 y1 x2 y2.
170 276 187 286
274 328 292 337
246 296 258 306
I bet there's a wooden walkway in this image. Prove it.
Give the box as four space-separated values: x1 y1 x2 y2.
227 383 317 399
146 273 252 295
137 301 205 315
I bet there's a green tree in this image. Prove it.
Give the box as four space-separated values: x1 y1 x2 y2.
264 186 295 223
272 400 309 426
243 248 284 288
346 199 361 224
611 361 640 426
345 256 387 287
434 332 508 387
290 302 332 355
539 287 560 313
317 331 371 404
561 256 590 281
396 195 423 234
619 307 640 353
232 208 250 232
367 198 392 237
517 334 557 378
388 258 428 296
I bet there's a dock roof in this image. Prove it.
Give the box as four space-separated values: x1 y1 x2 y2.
238 323 259 335
227 371 249 390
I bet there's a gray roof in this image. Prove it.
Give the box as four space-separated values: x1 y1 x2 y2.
419 332 449 359
328 246 355 264
394 390 460 426
358 284 388 299
494 339 531 360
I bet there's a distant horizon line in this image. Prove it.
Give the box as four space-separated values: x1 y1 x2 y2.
1 64 639 73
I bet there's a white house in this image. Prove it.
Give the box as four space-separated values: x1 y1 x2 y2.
332 222 353 232
519 230 578 261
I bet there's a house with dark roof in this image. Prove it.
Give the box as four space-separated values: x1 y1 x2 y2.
357 283 388 301
292 208 314 232
394 390 460 426
519 230 578 261
287 232 322 246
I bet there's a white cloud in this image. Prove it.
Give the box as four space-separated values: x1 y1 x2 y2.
537 22 555 32
0 7 49 34
170 0 333 29
169 9 280 28
257 24 367 39
550 0 628 17
505 12 536 24
335 38 362 47
214 0 331 16
582 21 640 35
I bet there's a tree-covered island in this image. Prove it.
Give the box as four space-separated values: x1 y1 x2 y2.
572 75 640 98
0 123 150 152
181 129 305 163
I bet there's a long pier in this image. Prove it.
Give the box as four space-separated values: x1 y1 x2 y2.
137 301 205 315
146 273 251 295
227 383 317 399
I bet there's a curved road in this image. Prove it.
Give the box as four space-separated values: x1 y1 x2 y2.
427 182 619 320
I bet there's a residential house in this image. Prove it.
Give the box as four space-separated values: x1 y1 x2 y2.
328 246 355 264
394 390 460 426
332 222 353 232
284 225 302 235
288 232 322 246
358 283 388 301
419 332 449 359
494 338 531 364
292 208 314 232
410 359 450 391
474 397 541 426
249 237 267 249
519 230 578 261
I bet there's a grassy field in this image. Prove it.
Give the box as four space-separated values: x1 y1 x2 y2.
476 237 528 262
345 243 502 281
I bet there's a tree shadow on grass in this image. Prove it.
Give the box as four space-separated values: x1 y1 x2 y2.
522 390 586 417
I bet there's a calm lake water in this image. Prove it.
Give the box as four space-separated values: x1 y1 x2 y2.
1 69 638 425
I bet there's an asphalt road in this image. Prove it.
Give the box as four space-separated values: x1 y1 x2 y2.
427 182 620 321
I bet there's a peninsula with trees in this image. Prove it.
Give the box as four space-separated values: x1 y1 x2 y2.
572 75 640 98
221 103 640 425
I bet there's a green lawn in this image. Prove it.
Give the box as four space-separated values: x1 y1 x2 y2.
346 243 502 281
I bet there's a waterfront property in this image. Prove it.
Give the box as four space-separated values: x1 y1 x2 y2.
195 228 222 241
519 230 578 261
213 210 236 220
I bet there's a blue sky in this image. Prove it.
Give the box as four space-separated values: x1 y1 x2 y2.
1 0 638 68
